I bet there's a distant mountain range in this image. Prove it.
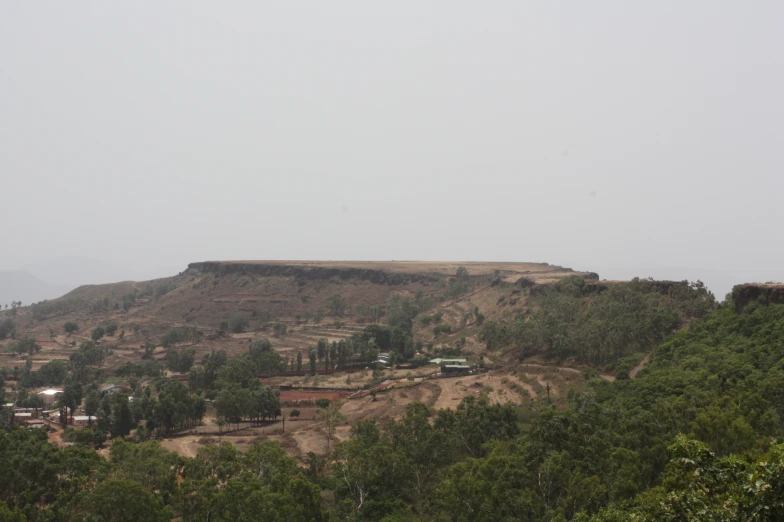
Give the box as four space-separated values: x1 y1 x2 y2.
0 271 71 307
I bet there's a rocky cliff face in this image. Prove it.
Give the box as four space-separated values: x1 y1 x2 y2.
188 261 442 285
731 283 784 311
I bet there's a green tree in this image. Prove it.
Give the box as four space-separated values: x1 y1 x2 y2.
0 318 14 340
0 501 26 521
110 393 134 438
91 326 105 341
71 479 171 522
70 340 105 370
272 321 288 337
59 381 83 424
165 350 180 373
104 321 118 336
178 348 196 373
250 347 282 378
219 356 259 389
317 338 327 361
255 308 272 325
228 313 249 333
84 389 100 427
329 294 347 317
10 337 40 356
140 342 156 360
214 386 246 429
188 365 206 392
32 360 69 387
249 338 272 356
447 266 471 297
64 322 79 335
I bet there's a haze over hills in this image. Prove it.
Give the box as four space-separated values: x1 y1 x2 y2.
0 271 70 307
21 256 180 288
0 256 182 305
1 1 783 518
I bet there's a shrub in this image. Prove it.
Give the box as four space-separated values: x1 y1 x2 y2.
91 326 105 341
228 314 249 333
32 298 82 320
273 322 288 337
104 321 118 336
161 326 201 348
64 322 79 335
0 318 15 340
433 324 453 336
63 427 105 447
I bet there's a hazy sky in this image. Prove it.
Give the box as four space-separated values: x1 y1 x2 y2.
1 2 782 297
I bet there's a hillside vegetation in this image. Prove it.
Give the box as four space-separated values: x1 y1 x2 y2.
3 293 784 520
481 276 717 377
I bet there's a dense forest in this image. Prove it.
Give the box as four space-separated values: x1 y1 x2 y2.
4 292 784 520
481 277 717 376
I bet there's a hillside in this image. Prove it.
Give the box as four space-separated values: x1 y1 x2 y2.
0 260 597 373
0 261 727 385
2 261 780 522
4 283 784 520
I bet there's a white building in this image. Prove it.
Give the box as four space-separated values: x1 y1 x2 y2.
73 416 97 428
37 389 64 406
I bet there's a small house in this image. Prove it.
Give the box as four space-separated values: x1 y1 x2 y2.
441 364 472 376
73 416 97 428
100 384 121 395
14 412 32 423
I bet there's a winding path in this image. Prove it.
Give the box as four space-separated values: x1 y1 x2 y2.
629 354 651 379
